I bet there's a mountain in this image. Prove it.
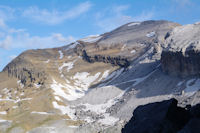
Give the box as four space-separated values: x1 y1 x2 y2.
0 20 200 133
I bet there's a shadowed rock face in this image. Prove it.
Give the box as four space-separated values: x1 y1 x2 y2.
77 49 130 68
122 99 190 133
161 50 200 77
122 98 200 133
3 51 47 86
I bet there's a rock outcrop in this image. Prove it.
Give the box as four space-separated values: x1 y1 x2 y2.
122 98 200 133
76 48 130 68
161 23 200 77
161 50 200 77
3 54 46 86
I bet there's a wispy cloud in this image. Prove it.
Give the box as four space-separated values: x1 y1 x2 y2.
132 11 154 22
173 0 191 7
0 31 76 50
22 1 92 25
0 5 76 50
95 5 154 32
9 55 17 60
0 35 12 49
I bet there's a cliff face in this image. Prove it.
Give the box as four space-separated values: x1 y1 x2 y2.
161 50 200 77
2 49 56 87
3 58 46 86
161 23 200 77
75 48 130 68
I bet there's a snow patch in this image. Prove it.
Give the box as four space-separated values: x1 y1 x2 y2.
68 42 78 49
2 88 9 94
0 119 11 123
59 61 75 73
52 101 76 119
0 97 32 103
31 111 51 115
68 126 79 128
0 111 7 115
177 81 184 87
79 35 102 43
121 44 126 50
130 49 136 53
73 72 101 90
51 71 104 101
44 59 50 63
51 79 85 101
34 83 41 88
12 106 18 109
98 70 110 82
54 96 62 101
185 79 200 96
146 31 155 37
17 80 24 88
128 22 140 26
58 50 64 59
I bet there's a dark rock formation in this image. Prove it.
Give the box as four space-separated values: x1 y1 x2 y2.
4 64 46 86
122 98 200 133
3 51 46 86
161 50 200 77
75 46 130 68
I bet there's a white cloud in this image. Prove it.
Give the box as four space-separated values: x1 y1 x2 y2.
22 2 92 25
0 6 15 21
113 5 130 14
0 32 76 49
0 19 7 29
95 5 154 32
0 6 76 50
0 35 12 49
9 55 17 60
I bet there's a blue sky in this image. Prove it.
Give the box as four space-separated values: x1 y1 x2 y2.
0 0 200 70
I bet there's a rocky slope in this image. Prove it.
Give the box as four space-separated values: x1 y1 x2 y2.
1 20 200 133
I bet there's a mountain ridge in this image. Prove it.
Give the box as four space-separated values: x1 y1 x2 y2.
1 20 200 133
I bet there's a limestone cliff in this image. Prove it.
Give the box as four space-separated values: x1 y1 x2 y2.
161 23 200 77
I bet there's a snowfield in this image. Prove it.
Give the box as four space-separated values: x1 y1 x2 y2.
79 35 102 43
185 78 200 96
51 71 108 101
59 61 75 72
128 22 140 26
146 31 155 37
